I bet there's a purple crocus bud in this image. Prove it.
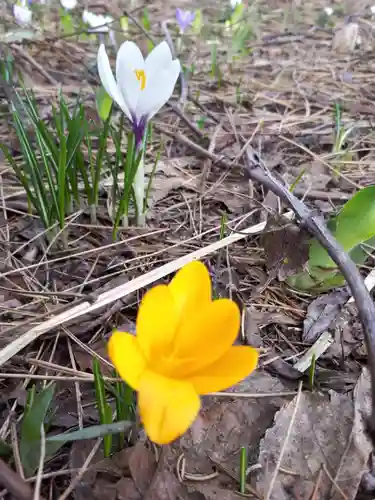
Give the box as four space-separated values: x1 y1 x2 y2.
176 8 195 33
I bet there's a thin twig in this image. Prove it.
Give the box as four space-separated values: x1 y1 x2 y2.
265 382 303 500
11 45 58 86
33 424 45 500
322 463 349 500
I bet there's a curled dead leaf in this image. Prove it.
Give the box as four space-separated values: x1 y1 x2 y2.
332 23 359 53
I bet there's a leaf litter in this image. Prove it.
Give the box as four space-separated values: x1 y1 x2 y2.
256 368 372 500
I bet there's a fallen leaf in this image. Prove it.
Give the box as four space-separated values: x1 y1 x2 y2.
137 371 291 500
70 443 132 500
128 442 157 495
73 339 112 376
176 371 290 478
332 22 359 53
303 289 349 343
143 469 183 500
256 384 371 500
147 159 193 208
116 477 142 500
262 220 310 281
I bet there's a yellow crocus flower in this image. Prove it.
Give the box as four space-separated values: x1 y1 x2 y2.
108 261 258 445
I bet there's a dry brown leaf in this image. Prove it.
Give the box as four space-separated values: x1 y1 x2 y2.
176 371 289 475
73 339 111 375
262 221 310 281
128 442 157 495
332 23 359 53
143 469 183 500
303 289 349 343
116 477 142 500
146 158 198 209
256 381 371 500
137 372 291 500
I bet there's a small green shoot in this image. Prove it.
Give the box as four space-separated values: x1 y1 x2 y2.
230 3 246 26
19 384 62 477
289 167 306 192
120 16 129 33
196 115 206 130
113 370 135 448
192 9 203 35
93 358 113 458
331 103 355 175
308 354 317 391
239 446 247 494
210 42 221 84
219 213 227 239
142 8 154 52
60 10 75 34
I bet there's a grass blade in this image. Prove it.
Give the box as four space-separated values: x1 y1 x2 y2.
47 421 132 443
93 359 113 457
20 384 55 477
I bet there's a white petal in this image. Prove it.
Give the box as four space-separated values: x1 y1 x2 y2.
116 41 144 72
137 59 180 121
145 41 173 77
97 44 131 120
60 0 77 9
82 9 90 23
116 41 144 115
13 5 32 26
83 10 112 32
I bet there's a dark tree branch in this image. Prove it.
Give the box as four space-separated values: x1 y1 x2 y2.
243 152 375 443
158 126 375 448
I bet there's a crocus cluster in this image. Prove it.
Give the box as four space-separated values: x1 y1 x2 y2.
108 261 258 444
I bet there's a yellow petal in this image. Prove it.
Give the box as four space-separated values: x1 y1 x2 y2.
138 370 200 445
136 285 179 362
171 299 241 376
186 346 258 394
108 331 146 390
169 261 211 319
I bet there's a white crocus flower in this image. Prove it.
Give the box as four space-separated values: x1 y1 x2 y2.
231 0 242 7
13 3 32 26
83 10 113 32
60 0 77 10
324 6 333 16
97 41 180 223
